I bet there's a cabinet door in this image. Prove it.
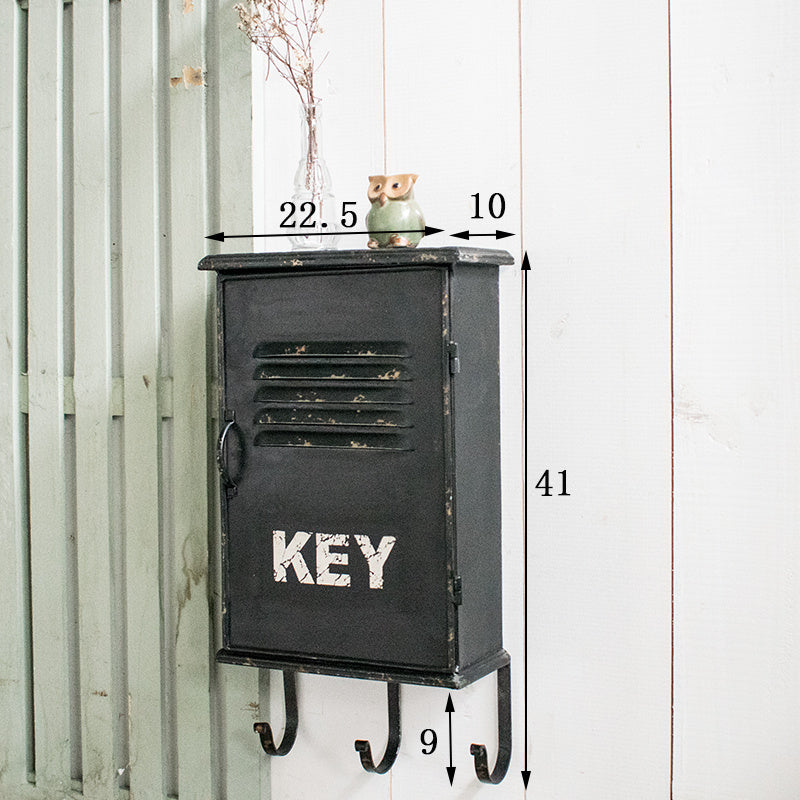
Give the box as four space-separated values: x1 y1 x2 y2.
220 267 452 671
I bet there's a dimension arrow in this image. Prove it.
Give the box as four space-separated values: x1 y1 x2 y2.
445 694 456 786
450 229 514 241
521 251 531 791
206 225 444 242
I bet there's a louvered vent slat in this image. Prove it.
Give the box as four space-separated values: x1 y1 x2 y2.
253 363 410 381
253 385 412 405
252 340 414 451
253 340 410 358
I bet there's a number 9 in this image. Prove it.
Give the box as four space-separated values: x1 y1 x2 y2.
420 728 437 755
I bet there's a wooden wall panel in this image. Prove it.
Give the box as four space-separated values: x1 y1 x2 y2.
0 0 32 790
671 2 800 797
168 0 214 794
26 0 72 790
72 0 118 794
523 0 673 796
3 0 256 795
119 0 168 793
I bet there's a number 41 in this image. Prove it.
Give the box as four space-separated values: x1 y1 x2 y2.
535 469 570 497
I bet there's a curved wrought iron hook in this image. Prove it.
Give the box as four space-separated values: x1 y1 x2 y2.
354 681 401 774
469 663 512 784
253 670 298 756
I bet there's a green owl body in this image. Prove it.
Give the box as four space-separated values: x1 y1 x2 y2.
366 173 425 248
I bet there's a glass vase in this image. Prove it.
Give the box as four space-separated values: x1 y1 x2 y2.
289 101 340 250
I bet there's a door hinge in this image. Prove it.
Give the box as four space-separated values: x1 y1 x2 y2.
448 342 461 374
451 574 463 605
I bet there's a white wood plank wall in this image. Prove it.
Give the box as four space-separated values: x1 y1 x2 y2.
671 1 800 798
0 0 254 796
1 0 798 798
523 1 672 796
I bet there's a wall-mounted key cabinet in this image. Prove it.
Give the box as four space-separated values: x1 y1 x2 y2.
199 247 514 689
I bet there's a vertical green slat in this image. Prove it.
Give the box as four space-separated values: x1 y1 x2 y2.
120 0 167 792
209 4 261 796
168 0 214 794
73 0 118 794
26 0 70 791
0 0 31 789
108 0 132 787
61 6 84 786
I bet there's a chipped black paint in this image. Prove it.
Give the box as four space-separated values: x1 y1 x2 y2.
204 246 511 689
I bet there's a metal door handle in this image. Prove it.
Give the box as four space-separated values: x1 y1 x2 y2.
217 412 243 494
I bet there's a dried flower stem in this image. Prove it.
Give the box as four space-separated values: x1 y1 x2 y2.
235 0 328 107
235 0 330 201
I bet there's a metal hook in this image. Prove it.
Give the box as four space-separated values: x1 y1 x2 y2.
253 670 298 756
469 663 512 784
354 681 401 774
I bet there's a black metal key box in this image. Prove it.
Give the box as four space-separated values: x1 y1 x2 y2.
200 247 514 780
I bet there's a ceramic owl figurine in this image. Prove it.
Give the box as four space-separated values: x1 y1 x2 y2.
366 173 425 248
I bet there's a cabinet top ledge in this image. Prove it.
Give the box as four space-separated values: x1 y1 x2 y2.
198 246 516 274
